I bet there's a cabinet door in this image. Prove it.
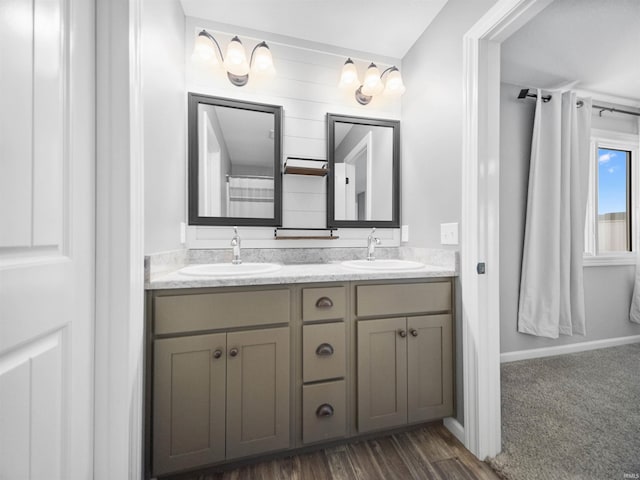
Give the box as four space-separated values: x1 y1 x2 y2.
153 333 227 475
357 317 407 433
226 327 290 459
407 314 453 423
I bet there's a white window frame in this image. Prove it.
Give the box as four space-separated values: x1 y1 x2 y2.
584 128 640 266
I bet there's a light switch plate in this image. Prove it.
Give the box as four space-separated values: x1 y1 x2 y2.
401 225 409 242
440 222 458 245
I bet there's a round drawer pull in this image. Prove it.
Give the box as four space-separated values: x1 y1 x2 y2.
410 328 419 337
315 343 334 356
229 348 239 357
213 349 223 359
397 329 407 338
316 403 334 418
315 297 334 309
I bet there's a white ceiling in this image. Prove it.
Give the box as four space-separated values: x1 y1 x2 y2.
180 0 449 59
501 0 640 102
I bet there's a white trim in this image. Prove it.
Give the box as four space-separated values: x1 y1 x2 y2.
461 0 554 460
94 0 145 479
500 335 640 363
443 417 465 445
583 253 636 267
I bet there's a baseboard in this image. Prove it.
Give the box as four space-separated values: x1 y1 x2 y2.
501 334 640 363
443 417 465 444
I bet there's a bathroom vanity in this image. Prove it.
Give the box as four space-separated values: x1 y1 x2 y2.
145 265 455 478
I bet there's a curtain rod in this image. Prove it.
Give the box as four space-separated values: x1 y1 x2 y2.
517 88 640 117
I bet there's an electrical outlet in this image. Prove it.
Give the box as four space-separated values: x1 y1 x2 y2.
440 222 458 245
401 225 409 242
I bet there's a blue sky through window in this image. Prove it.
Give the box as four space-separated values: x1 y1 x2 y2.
598 148 629 215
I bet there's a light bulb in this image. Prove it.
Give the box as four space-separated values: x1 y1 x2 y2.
192 31 219 66
251 42 275 76
338 58 359 88
383 68 406 96
361 63 384 96
224 36 250 76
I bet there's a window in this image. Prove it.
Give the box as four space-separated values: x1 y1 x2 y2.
585 130 640 262
597 147 631 252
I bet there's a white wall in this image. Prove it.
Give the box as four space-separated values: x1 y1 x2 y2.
143 0 186 254
499 82 640 354
400 0 498 249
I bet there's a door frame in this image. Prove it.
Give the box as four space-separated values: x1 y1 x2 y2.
94 0 145 478
460 0 555 459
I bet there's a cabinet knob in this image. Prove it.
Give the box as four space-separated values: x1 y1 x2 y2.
398 329 407 338
316 403 334 418
315 343 334 356
213 349 223 359
410 328 419 337
229 348 239 357
315 296 334 309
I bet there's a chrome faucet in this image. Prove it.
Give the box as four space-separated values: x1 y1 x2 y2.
367 227 381 261
231 226 242 264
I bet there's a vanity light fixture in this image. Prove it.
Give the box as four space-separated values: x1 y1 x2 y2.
192 30 275 87
338 58 406 105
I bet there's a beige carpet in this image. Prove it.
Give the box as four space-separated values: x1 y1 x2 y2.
488 343 640 480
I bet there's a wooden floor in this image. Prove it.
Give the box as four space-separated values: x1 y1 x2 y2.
171 423 500 480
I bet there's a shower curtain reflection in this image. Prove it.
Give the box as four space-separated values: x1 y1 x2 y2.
226 175 274 218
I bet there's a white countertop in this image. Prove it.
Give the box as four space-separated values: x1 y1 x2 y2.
147 262 456 290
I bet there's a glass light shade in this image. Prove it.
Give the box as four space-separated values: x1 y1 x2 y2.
224 36 250 76
361 63 384 96
338 58 359 88
251 43 276 75
192 33 219 65
383 68 406 96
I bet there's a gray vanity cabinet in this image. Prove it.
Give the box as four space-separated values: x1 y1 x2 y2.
152 326 290 475
153 333 227 475
149 288 292 477
407 314 453 423
147 278 454 476
355 281 454 434
225 327 290 459
357 317 408 431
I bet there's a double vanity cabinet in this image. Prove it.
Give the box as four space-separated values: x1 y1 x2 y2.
145 276 455 478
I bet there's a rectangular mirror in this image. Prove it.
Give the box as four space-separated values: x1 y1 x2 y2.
188 93 283 226
327 114 400 228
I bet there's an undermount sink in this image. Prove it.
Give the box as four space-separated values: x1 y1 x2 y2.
178 263 282 277
341 259 425 271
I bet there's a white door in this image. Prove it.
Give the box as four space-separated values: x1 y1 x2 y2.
0 0 95 478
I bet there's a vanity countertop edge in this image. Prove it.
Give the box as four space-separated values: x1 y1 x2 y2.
146 262 457 290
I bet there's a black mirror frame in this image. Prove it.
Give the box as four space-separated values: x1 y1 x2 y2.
188 92 283 226
326 113 400 228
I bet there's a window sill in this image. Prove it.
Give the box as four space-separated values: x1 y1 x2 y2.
583 254 636 267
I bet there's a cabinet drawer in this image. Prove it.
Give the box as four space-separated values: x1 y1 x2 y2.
302 322 345 382
302 287 346 321
302 380 346 444
154 289 290 335
356 282 451 317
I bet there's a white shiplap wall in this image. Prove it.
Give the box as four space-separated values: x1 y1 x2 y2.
185 17 402 248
